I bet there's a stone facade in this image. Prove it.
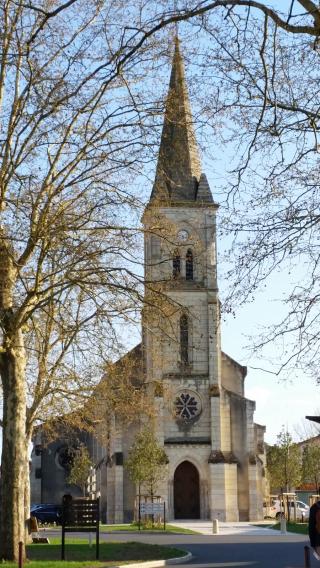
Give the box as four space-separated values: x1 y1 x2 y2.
30 38 266 522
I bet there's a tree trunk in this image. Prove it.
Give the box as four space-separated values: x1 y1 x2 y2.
0 232 28 559
24 432 33 545
0 329 27 561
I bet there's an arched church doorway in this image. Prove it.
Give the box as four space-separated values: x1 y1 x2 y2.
174 461 200 519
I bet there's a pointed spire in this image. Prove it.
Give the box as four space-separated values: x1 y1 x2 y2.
196 173 213 203
151 37 202 202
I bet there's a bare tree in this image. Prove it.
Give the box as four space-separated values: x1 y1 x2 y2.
21 276 138 525
0 0 173 559
2 0 320 560
175 1 320 378
143 0 320 381
294 415 320 441
125 427 168 511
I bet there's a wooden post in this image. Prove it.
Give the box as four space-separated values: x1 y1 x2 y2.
18 541 23 568
304 546 310 568
138 488 141 531
61 524 65 560
96 497 100 560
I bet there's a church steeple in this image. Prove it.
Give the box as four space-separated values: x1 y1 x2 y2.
151 37 210 203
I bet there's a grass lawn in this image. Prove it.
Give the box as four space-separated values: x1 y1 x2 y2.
100 523 198 534
32 522 198 534
1 538 187 568
269 522 308 535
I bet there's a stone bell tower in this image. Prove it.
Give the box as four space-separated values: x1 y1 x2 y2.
141 38 254 521
29 37 265 524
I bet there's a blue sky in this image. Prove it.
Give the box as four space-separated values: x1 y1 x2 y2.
220 266 319 444
194 0 320 442
222 311 318 445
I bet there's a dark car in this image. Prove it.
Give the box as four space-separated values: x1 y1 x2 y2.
30 503 62 524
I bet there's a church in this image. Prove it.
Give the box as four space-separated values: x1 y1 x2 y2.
31 39 266 522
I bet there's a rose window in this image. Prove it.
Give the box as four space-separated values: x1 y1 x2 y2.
174 391 201 422
55 445 77 472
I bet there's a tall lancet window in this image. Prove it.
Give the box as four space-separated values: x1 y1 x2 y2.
173 250 181 278
186 249 193 280
180 314 189 364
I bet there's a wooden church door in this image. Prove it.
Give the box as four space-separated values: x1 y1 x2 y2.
174 461 200 519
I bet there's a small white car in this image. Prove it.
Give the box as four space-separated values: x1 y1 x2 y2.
264 499 309 520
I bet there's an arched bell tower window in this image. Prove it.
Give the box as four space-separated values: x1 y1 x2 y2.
186 249 193 280
180 314 189 364
173 250 181 279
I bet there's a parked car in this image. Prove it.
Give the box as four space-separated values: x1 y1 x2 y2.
263 500 278 519
31 502 56 513
30 503 44 512
30 503 62 524
264 499 309 520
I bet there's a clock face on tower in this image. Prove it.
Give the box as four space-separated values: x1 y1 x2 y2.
177 229 189 242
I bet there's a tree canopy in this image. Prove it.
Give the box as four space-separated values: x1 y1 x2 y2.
266 428 302 492
67 445 93 496
125 427 168 500
302 442 320 490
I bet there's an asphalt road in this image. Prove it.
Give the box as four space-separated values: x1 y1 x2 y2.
103 532 311 568
47 529 312 568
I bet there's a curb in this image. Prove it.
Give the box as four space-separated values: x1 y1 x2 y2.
106 551 193 567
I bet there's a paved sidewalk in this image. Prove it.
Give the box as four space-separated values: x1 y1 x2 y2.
169 519 291 536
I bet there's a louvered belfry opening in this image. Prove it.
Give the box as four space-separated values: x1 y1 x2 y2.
185 249 193 280
180 314 189 364
173 250 181 278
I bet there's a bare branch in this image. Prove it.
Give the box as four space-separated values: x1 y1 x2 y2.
26 0 79 46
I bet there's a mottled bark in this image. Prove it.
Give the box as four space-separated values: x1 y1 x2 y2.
0 236 27 560
24 432 32 544
0 330 27 560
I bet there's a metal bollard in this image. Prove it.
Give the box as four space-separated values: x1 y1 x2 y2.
212 519 219 534
304 546 310 568
280 516 286 534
